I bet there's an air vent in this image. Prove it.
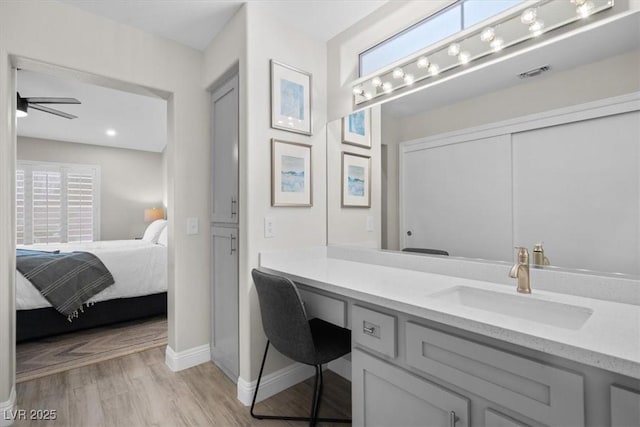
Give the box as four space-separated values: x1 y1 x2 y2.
518 65 551 79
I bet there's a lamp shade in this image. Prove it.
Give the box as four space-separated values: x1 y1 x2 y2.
144 207 164 222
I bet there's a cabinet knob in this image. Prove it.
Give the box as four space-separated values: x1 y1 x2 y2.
406 230 412 236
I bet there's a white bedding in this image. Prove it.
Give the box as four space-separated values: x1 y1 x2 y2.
16 240 167 311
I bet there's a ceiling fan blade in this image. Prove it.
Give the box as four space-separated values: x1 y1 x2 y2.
28 103 78 119
24 97 81 105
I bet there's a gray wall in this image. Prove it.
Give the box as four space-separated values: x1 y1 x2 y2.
17 136 164 240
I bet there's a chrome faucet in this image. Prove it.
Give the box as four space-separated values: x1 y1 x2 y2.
509 247 531 293
532 242 550 267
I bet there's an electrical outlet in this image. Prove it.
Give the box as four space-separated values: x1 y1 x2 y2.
187 217 199 235
264 217 275 238
366 215 374 232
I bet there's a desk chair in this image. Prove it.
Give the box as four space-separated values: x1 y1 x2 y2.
250 269 351 426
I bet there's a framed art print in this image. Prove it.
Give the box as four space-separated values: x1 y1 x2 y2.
270 60 312 135
342 109 371 148
272 139 312 207
342 152 371 208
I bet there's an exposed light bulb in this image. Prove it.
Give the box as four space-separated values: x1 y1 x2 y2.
458 51 471 64
352 86 364 96
577 1 594 18
106 129 117 137
520 8 537 25
392 67 405 79
16 110 28 118
403 74 415 85
382 82 393 94
447 43 461 56
371 77 382 88
429 64 440 76
490 37 504 52
480 27 496 43
529 20 544 36
416 56 430 69
364 92 373 100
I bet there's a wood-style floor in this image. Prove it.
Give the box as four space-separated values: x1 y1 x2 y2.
14 346 352 426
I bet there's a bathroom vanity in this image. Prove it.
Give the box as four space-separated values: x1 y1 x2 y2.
259 246 640 427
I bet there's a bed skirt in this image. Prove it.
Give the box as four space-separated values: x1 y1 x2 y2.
17 292 167 343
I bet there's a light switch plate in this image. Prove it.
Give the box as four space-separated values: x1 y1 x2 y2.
366 215 374 232
187 217 199 235
264 217 275 238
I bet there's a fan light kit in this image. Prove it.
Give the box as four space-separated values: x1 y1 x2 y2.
16 92 81 119
351 0 613 106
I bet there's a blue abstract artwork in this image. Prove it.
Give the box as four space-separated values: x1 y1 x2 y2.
347 165 365 196
280 79 304 120
281 155 305 193
348 111 366 136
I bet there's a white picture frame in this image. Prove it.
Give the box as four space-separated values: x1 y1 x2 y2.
342 109 371 148
272 139 313 207
342 152 371 208
270 60 312 136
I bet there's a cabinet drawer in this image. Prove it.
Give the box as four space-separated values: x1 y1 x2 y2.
405 322 584 426
485 409 530 427
298 289 346 327
352 305 396 358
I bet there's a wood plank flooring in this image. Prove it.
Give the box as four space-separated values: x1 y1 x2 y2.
13 346 351 426
17 317 168 383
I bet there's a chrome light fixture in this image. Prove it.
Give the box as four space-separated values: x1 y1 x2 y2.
351 0 614 106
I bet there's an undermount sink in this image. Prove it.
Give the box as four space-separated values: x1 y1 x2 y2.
430 286 593 330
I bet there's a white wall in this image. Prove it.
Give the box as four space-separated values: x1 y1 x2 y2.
243 3 328 380
0 0 210 406
17 136 164 240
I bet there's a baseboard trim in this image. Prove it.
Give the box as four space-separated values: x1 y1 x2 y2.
165 344 211 372
237 362 315 406
328 357 351 381
0 386 16 427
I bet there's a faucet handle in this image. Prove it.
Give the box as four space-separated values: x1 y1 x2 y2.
514 246 529 264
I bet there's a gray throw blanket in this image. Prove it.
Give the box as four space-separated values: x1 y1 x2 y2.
16 249 115 321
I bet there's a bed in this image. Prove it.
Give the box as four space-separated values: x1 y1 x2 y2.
16 228 168 342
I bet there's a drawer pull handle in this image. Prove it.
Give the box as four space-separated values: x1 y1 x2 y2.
363 326 376 335
450 411 459 427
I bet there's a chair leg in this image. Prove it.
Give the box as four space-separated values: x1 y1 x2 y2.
250 343 350 424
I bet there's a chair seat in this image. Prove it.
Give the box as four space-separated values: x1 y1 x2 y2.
309 318 351 365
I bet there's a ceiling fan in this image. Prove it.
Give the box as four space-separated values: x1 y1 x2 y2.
16 92 81 119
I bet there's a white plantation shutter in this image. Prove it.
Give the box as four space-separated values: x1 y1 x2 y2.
16 169 25 245
17 162 100 244
66 171 95 242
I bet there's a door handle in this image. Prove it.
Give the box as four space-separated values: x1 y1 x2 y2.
231 197 237 216
230 234 236 255
449 411 459 427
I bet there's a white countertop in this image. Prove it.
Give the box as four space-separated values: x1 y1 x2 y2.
259 247 640 379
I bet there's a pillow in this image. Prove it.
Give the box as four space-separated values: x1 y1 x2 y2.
142 219 167 243
157 226 168 246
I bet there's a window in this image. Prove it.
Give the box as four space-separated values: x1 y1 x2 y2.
359 0 524 77
17 161 100 245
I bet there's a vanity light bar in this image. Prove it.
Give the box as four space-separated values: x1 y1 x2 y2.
352 0 613 106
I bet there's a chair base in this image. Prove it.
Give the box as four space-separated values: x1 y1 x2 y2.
250 341 351 426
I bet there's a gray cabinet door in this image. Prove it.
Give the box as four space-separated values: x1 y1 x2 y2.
211 75 239 224
352 349 469 427
210 226 238 381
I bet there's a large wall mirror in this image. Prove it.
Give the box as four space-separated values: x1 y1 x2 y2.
327 10 640 278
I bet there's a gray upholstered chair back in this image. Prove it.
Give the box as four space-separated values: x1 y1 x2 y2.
251 269 317 365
